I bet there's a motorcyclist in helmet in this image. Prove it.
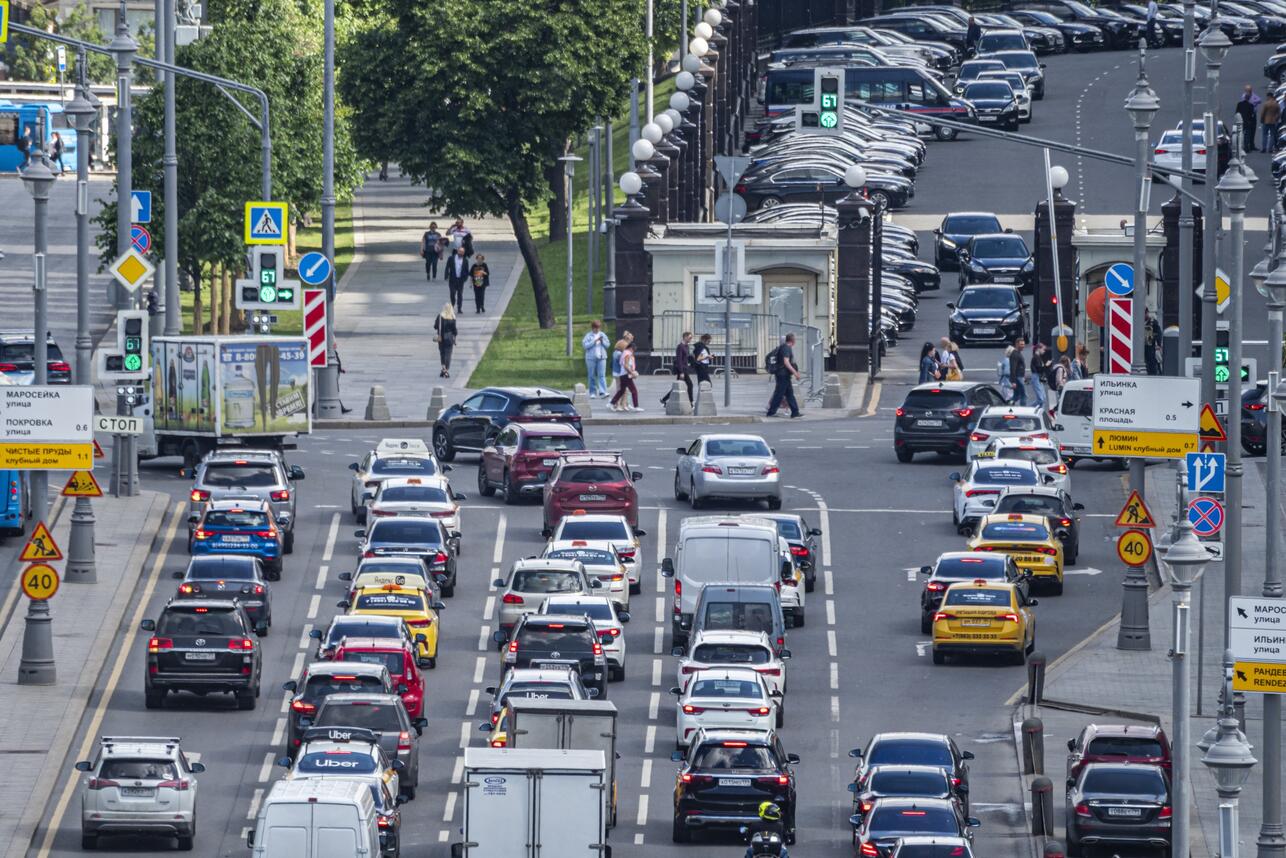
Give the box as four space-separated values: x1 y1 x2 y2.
744 802 789 858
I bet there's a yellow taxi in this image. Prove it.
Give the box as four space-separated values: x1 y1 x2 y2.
966 512 1065 594
931 579 1037 665
343 584 444 668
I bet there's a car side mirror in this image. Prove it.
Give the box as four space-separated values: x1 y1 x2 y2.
920 565 932 575
947 472 962 482
770 689 783 697
541 527 552 538
1029 598 1040 606
289 465 305 480
849 748 864 758
780 649 792 659
75 761 93 772
676 446 687 455
847 782 858 793
478 722 493 732
1053 423 1065 432
190 762 206 773
809 528 822 536
348 462 360 472
1067 777 1076 788
276 756 291 768
787 753 801 764
354 530 366 539
962 751 975 760
187 512 200 523
671 646 684 657
172 570 185 580
140 619 156 632
1073 502 1085 511
336 600 351 609
966 817 981 828
484 685 497 695
453 491 467 501
933 228 942 235
661 558 675 576
183 467 196 479
669 686 683 695
946 302 956 311
632 471 643 481
443 464 453 472
492 578 506 588
619 611 631 623
1040 62 1047 68
671 750 685 762
414 717 428 732
247 830 255 848
590 579 602 589
1005 227 1014 233
957 782 969 794
492 630 507 644
338 572 353 582
1042 475 1055 485
634 528 647 537
308 629 322 639
1067 739 1076 751
415 633 427 644
392 760 405 771
850 814 863 827
432 601 446 611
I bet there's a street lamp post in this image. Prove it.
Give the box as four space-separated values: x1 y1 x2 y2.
162 0 179 336
316 0 341 418
108 0 137 310
1200 661 1258 858
1178 0 1197 362
1198 20 1231 429
560 154 582 357
604 120 617 326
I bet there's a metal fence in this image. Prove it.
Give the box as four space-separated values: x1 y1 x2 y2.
654 310 825 397
781 321 824 400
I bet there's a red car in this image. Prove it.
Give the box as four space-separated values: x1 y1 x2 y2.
477 422 586 504
1066 723 1172 781
541 452 642 535
332 636 426 719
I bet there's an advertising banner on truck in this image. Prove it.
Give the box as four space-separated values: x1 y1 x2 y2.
219 341 309 435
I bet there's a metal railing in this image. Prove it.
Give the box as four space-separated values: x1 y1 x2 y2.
654 311 825 396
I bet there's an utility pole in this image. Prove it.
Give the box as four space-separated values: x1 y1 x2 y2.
108 1 138 497
604 120 617 325
315 0 341 418
163 0 180 336
1178 0 1196 362
1198 22 1230 436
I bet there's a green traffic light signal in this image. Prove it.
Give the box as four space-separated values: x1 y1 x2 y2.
259 285 279 303
1215 365 1230 384
819 111 838 128
124 354 142 372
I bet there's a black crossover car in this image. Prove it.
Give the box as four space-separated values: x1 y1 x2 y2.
947 284 1027 346
957 233 1035 292
433 387 580 461
140 598 264 710
1065 763 1172 855
961 81 1022 131
894 382 1008 463
933 212 1004 270
672 728 799 843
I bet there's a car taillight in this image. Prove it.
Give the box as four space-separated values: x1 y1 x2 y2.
702 465 723 474
178 583 198 594
363 551 375 558
190 489 210 503
508 640 518 653
491 738 508 748
49 361 71 372
502 593 524 604
999 612 1020 623
682 704 705 714
681 772 694 783
1049 463 1068 474
776 637 784 649
749 706 772 716
1159 805 1173 819
365 481 380 489
1059 518 1072 528
790 545 809 556
291 700 316 714
1196 147 1207 155
254 529 278 539
970 432 989 442
86 779 120 790
1036 546 1058 556
1154 148 1166 155
370 509 396 517
157 779 190 790
861 841 880 856
378 816 393 829
954 407 974 418
253 584 265 595
860 799 874 813
933 612 952 622
228 638 255 650
406 618 432 627
756 667 781 676
1075 802 1092 817
398 731 412 751
1248 402 1266 411
270 489 290 502
1027 432 1049 440
592 642 603 656
965 489 999 497
951 776 962 787
927 581 947 592
618 548 636 560
148 637 173 652
674 579 682 615
193 529 210 540
895 407 905 417
0 363 17 372
432 551 449 564
762 465 780 475
431 511 454 518
734 183 747 195
599 628 621 638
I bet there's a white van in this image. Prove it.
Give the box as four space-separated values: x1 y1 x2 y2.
1053 379 1120 467
248 778 381 858
661 516 787 648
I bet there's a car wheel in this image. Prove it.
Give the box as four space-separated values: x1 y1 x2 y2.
356 504 367 525
433 428 456 463
629 579 641 595
805 574 815 594
441 578 455 598
477 465 495 497
1027 634 1036 654
932 648 946 665
935 125 958 141
869 190 890 210
144 689 164 710
921 612 932 635
672 817 690 843
81 834 98 850
896 447 914 463
177 834 194 851
611 664 624 682
673 472 688 501
236 690 256 710
502 471 520 506
284 530 295 554
776 701 785 727
766 496 783 511
1012 646 1027 666
426 656 437 669
759 196 783 210
1007 118 1020 131
793 606 805 627
689 482 703 509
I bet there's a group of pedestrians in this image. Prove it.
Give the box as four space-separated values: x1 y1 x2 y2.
1235 84 1281 153
421 218 490 314
997 339 1090 409
581 323 643 411
918 337 966 384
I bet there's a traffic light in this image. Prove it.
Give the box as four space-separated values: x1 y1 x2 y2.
819 74 841 130
96 310 150 382
235 246 299 311
796 68 845 136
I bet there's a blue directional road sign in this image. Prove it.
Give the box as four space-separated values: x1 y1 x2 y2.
1185 451 1227 494
297 252 333 286
129 190 152 224
244 201 288 246
1106 262 1134 297
1188 496 1225 537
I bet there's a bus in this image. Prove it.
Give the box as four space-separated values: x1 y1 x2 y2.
0 102 80 173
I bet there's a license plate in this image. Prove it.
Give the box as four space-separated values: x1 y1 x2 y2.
1107 807 1143 818
542 458 557 466
185 651 217 661
917 419 944 427
993 277 1016 284
1017 555 1045 564
979 115 998 122
579 494 606 501
729 467 757 475
973 326 996 334
721 778 752 787
220 535 251 543
961 619 992 627
120 787 154 797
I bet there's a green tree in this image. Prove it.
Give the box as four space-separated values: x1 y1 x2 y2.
340 0 645 329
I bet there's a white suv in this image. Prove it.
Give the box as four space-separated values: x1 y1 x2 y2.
75 736 205 851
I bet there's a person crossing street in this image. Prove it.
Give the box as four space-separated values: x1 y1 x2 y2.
766 333 802 418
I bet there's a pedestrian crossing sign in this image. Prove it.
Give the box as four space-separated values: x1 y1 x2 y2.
244 201 288 246
20 522 62 562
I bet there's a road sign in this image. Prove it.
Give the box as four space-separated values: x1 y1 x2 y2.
95 415 143 435
1230 596 1286 671
0 444 93 469
304 288 328 368
297 252 333 286
1188 496 1225 536
1196 268 1232 314
1233 662 1286 694
1199 404 1226 443
1106 297 1132 374
61 470 102 497
1 385 93 444
714 193 748 226
1105 262 1134 296
1117 529 1153 566
1092 375 1200 459
244 201 288 245
56 46 66 73
0 0 10 44
1186 451 1226 494
20 564 60 601
93 439 105 459
108 248 156 293
130 224 152 255
130 190 152 224
1114 490 1156 528
20 522 62 562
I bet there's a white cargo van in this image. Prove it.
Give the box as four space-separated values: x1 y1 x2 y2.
248 778 380 858
1053 379 1121 466
661 516 787 648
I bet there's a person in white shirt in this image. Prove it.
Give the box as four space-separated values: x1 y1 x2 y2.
582 320 610 397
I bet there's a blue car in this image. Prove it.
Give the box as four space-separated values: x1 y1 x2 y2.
189 499 283 578
0 470 28 537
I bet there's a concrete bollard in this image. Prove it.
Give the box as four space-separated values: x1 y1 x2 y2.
694 380 717 417
364 385 391 421
1042 839 1065 858
572 383 592 417
1027 651 1047 704
821 374 844 409
665 382 692 416
425 386 447 421
1021 717 1045 775
1030 776 1054 837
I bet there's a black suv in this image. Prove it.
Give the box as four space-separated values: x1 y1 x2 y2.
495 613 608 699
850 732 974 812
433 387 581 461
0 331 71 384
853 797 979 858
280 661 394 756
671 727 799 843
355 516 459 596
140 599 264 710
894 382 1007 463
1006 0 1140 48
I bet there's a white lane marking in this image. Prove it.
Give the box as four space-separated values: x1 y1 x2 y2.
817 493 831 564
440 831 450 843
307 594 320 619
241 827 251 842
490 568 500 592
649 692 660 720
824 568 833 596
473 656 486 684
478 626 491 651
453 756 465 784
459 722 471 749
798 445 823 449
247 787 264 820
819 507 949 514
257 752 275 783
443 791 458 822
651 659 662 686
635 833 645 845
641 759 653 789
645 725 656 753
655 596 664 623
493 514 507 564
831 696 841 722
656 508 667 563
271 718 286 748
827 630 837 658
844 445 871 449
483 595 495 621
298 624 314 651
826 600 836 626
906 567 917 582
466 689 480 717
916 641 931 657
280 693 290 715
315 562 329 590
653 626 663 655
322 512 340 562
290 651 305 679
636 794 649 826
830 663 839 690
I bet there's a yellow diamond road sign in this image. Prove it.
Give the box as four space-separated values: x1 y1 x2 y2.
109 249 155 293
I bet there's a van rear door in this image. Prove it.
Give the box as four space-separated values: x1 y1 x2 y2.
316 807 363 858
261 802 311 856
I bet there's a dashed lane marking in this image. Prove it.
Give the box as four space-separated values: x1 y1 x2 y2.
314 562 328 591
483 595 495 621
827 630 837 658
635 833 645 845
473 656 486 684
831 696 841 722
290 650 304 678
298 624 314 650
830 663 839 690
826 600 836 626
651 658 661 686
824 568 833 597
466 689 479 717
645 724 656 753
271 717 286 748
443 791 458 822
641 758 653 789
257 752 275 783
637 794 649 826
655 596 664 623
916 640 932 657
492 514 507 564
453 755 465 783
307 594 320 619
322 512 339 562
458 722 471 749
440 831 451 843
478 626 491 651
649 692 660 720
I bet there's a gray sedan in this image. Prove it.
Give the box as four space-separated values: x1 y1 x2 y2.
673 434 782 509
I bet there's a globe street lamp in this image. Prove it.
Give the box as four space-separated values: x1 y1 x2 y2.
1200 677 1257 858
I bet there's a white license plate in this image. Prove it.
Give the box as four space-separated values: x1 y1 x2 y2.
979 115 999 122
993 277 1016 284
729 467 757 475
973 326 996 334
721 778 752 787
1107 807 1143 818
542 458 558 466
917 419 944 427
961 619 992 627
120 787 154 797
220 535 251 543
579 494 606 501
185 651 217 661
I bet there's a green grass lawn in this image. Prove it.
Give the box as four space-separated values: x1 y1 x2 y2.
469 81 675 390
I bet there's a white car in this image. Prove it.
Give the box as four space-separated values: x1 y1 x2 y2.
349 438 447 522
949 457 1049 534
671 667 780 748
75 736 205 851
966 405 1057 461
550 513 643 594
542 539 630 610
1153 128 1206 174
283 726 401 799
675 629 789 706
986 437 1070 495
978 70 1032 121
368 475 463 549
776 536 806 627
492 558 597 633
541 595 630 681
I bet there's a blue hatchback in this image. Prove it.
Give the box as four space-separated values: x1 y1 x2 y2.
190 500 283 578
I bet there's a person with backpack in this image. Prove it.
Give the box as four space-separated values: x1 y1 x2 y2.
1051 355 1071 394
766 333 802 418
660 331 694 407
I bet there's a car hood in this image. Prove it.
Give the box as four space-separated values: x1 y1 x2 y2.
969 96 1015 109
954 306 1018 319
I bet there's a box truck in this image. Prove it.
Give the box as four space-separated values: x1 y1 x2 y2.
137 336 311 465
247 778 381 858
452 748 611 858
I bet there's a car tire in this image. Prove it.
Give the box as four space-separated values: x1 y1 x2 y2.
805 575 815 594
284 530 295 554
611 664 624 682
441 578 455 598
672 817 691 843
81 834 98 850
776 701 785 727
673 472 688 501
237 689 256 711
502 471 520 506
869 190 890 210
629 579 641 595
177 834 194 852
267 564 281 582
1006 118 1020 131
759 196 783 210
932 648 946 665
896 447 914 463
1012 647 1027 666
1050 579 1064 596
793 607 805 627
356 504 367 525
767 496 782 511
433 428 456 463
921 612 932 635
786 827 796 846
144 688 164 710
936 125 958 141
477 466 495 497
689 482 703 509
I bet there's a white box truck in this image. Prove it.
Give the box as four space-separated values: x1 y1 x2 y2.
452 748 611 858
501 698 620 828
247 778 381 858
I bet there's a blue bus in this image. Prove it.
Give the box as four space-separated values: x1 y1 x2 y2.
0 102 79 173
0 470 29 537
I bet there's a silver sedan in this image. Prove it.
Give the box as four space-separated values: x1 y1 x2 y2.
673 434 782 510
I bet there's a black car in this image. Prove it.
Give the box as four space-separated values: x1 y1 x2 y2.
1008 0 1141 48
1065 763 1172 855
760 512 823 592
671 728 799 843
993 485 1083 562
140 598 263 710
957 233 1034 291
370 780 402 858
1223 0 1286 40
862 13 969 49
356 516 459 596
737 162 913 212
1114 4 1186 44
280 661 395 756
849 764 957 819
496 613 609 698
882 254 942 293
933 212 1004 270
1008 9 1105 50
947 284 1027 346
173 555 273 629
894 382 1008 462
1241 382 1284 454
890 837 976 858
433 387 580 462
0 331 71 384
961 81 1022 131
918 551 1025 632
1268 50 1286 81
850 732 975 811
852 798 979 858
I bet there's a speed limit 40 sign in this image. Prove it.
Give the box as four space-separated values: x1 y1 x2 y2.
1117 529 1154 566
20 563 60 600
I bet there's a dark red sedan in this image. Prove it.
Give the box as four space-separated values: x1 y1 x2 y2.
477 422 585 504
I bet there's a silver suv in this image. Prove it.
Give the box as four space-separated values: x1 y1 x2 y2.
187 449 303 552
75 736 205 850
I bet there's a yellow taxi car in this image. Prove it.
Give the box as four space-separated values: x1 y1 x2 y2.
931 579 1037 665
341 584 444 668
966 512 1065 594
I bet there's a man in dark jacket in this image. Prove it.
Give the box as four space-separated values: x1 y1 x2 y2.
661 332 694 406
445 245 469 312
766 333 803 418
1236 85 1261 152
1008 337 1028 405
966 16 982 55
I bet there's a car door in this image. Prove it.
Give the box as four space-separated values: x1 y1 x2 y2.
679 439 702 484
485 428 515 482
448 393 491 451
352 453 373 507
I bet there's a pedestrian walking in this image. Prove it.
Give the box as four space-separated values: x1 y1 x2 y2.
446 245 469 312
1030 341 1050 409
948 340 965 379
661 332 694 406
966 15 982 55
378 161 389 181
434 302 458 378
469 254 490 313
935 336 962 381
610 334 641 412
582 320 610 397
1051 355 1071 394
1237 85 1262 152
1071 343 1090 380
1144 308 1162 375
1145 0 1159 45
692 333 713 387
1008 337 1029 405
1262 92 1281 152
50 132 66 175
919 341 942 384
420 222 443 281
17 126 31 171
766 333 803 418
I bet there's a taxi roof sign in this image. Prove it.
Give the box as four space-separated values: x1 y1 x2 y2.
1114 490 1156 528
376 439 431 454
20 521 63 562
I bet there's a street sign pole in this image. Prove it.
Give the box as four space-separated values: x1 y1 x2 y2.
714 155 750 408
315 0 342 418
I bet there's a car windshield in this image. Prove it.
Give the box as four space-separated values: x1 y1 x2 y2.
702 601 777 635
690 678 762 698
896 844 972 858
1086 736 1166 757
512 569 584 593
964 82 1012 100
1082 768 1166 794
525 435 586 453
371 457 437 476
202 463 278 487
355 592 424 612
943 215 1001 234
869 769 949 795
693 643 772 665
559 466 627 483
517 627 594 651
957 289 1017 310
369 520 441 543
558 521 629 540
547 548 617 566
519 399 577 416
935 556 1006 579
202 509 270 529
1022 10 1060 23
868 739 953 767
944 587 1012 607
995 495 1063 517
303 674 388 699
706 439 773 457
338 650 406 675
158 609 243 636
357 560 426 576
903 390 966 410
100 759 178 780
1159 131 1184 145
186 558 258 579
379 485 449 503
1059 388 1092 417
959 62 1004 80
692 744 777 770
547 600 615 620
327 619 403 645
999 52 1039 70
996 446 1059 465
317 702 403 731
773 519 803 539
981 521 1050 540
979 415 1042 431
973 467 1038 485
972 237 1027 257
0 341 65 363
295 752 378 775
869 806 960 835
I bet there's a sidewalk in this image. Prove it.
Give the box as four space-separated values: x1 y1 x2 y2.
0 490 173 857
331 172 522 420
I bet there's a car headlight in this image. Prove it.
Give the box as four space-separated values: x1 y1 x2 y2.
969 258 987 271
941 237 958 250
1003 309 1021 321
1002 104 1017 113
949 311 965 324
1022 258 1036 272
